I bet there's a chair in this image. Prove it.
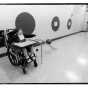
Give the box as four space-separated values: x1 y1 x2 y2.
4 12 38 74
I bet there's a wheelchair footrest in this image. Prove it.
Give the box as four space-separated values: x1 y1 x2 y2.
27 59 32 63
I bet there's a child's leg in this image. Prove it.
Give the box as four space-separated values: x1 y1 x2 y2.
22 48 29 59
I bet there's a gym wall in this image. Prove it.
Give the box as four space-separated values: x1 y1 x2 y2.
0 5 86 40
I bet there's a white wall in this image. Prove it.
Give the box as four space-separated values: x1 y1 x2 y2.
0 5 86 40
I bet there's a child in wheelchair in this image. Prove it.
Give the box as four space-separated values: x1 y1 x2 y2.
5 28 38 74
17 29 37 62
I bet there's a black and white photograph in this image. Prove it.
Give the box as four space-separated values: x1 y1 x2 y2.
0 3 88 84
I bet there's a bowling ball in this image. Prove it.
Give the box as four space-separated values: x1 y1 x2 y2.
46 39 52 44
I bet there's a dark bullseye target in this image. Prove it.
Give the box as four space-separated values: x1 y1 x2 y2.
15 12 35 36
67 18 72 30
51 16 60 32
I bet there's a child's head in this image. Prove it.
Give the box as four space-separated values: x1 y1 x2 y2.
18 28 23 35
18 28 25 41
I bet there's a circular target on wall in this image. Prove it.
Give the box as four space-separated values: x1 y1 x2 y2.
15 12 35 36
51 16 60 32
67 18 72 30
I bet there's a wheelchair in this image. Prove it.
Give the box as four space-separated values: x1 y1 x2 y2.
0 12 40 74
3 29 38 74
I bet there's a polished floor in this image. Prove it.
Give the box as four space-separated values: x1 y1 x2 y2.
0 32 88 83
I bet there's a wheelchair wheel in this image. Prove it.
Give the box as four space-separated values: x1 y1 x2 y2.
34 59 38 67
8 48 20 66
21 59 28 74
22 66 27 74
8 52 17 66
